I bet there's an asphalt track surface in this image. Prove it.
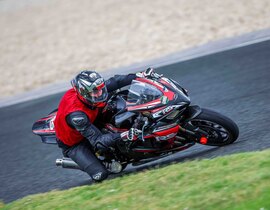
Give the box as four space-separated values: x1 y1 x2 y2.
1 40 270 203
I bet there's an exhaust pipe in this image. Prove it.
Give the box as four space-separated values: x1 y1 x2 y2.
56 158 124 173
56 158 81 170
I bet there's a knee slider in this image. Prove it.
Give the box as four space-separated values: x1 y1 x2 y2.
91 171 109 182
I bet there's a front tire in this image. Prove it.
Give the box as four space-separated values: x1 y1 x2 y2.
189 108 239 146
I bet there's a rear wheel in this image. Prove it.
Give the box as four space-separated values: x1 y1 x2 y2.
189 108 239 146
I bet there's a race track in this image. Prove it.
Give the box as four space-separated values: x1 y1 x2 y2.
1 40 270 203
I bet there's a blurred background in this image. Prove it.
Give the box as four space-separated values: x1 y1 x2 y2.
0 0 270 98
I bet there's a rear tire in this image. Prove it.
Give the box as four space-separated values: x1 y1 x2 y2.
190 108 239 146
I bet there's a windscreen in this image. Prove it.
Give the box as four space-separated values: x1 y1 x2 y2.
127 80 163 105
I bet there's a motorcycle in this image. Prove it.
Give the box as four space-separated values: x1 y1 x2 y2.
32 74 239 174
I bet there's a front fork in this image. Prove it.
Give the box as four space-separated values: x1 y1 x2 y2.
178 124 209 144
178 105 209 144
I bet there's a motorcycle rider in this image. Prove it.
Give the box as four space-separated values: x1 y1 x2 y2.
54 68 158 182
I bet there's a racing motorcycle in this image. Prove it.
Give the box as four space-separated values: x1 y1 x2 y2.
32 73 239 174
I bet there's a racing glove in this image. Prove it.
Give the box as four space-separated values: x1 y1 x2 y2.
120 128 142 141
136 67 163 79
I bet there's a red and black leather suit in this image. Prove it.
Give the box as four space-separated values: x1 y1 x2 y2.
54 73 136 181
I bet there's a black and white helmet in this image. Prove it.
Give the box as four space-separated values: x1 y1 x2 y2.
71 70 108 107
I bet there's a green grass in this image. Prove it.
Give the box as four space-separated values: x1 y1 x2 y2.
2 150 270 210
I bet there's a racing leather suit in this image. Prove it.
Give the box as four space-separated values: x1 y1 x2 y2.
55 74 136 181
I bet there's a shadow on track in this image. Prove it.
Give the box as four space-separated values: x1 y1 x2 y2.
62 139 247 188
71 146 223 187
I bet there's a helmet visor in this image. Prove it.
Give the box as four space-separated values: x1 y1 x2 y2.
85 85 108 103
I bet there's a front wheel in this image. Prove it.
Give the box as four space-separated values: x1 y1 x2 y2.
188 108 239 146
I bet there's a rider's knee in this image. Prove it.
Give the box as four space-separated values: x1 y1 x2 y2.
84 164 109 182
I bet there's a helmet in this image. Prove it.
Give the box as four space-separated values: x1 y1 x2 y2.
71 70 108 107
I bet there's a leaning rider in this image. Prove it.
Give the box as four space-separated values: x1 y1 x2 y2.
54 68 157 181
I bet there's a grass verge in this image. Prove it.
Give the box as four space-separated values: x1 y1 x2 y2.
2 149 270 210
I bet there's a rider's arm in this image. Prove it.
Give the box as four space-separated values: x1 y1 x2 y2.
105 68 161 92
105 74 136 92
66 111 121 150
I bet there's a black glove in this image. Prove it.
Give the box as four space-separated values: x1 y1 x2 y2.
120 128 142 141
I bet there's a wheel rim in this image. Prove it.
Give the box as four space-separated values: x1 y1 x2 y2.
189 119 231 145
